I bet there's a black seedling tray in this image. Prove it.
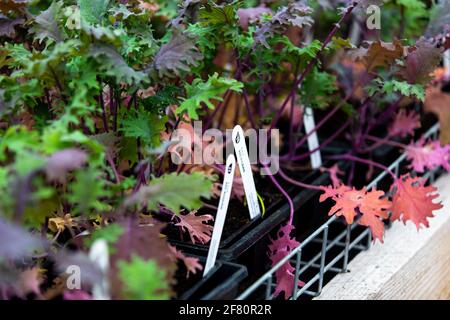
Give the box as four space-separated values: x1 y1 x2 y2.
179 258 248 300
169 167 330 261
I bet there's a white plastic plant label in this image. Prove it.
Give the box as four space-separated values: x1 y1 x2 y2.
303 107 322 169
301 32 323 170
89 239 110 300
232 125 261 220
444 50 450 77
203 154 236 277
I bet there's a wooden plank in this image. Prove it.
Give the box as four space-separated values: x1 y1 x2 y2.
372 218 450 299
315 173 450 300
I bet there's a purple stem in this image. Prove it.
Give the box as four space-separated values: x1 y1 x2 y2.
294 103 343 149
360 135 408 152
293 91 374 152
233 95 241 125
217 95 230 129
347 161 355 185
13 171 37 223
44 88 52 110
242 87 257 129
132 161 149 191
204 54 249 131
204 90 231 131
109 86 115 131
156 116 182 177
354 95 402 156
269 3 356 131
358 137 387 153
278 168 323 192
106 153 121 183
49 66 67 104
282 119 351 161
133 93 143 161
235 56 258 129
327 154 396 179
256 89 264 117
288 91 296 159
235 55 256 130
353 96 371 150
99 86 109 132
156 154 166 178
365 97 402 135
213 164 226 174
159 206 177 218
263 165 295 224
202 203 218 211
113 88 120 132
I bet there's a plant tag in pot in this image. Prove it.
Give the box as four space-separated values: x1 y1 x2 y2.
232 125 261 220
89 239 110 300
204 154 236 277
445 50 450 78
303 107 322 169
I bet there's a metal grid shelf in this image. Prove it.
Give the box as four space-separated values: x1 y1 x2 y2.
237 123 441 300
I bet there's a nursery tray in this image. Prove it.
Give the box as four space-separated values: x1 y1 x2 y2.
236 123 442 301
176 258 221 300
169 168 331 261
179 259 248 300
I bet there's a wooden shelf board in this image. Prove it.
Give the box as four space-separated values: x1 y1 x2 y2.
315 173 450 300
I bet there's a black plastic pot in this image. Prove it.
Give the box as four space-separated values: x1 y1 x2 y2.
169 168 330 261
179 259 248 300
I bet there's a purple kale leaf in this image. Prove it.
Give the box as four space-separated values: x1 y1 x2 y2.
150 30 203 78
399 38 443 85
0 13 24 38
0 218 46 260
255 2 313 48
45 148 88 183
